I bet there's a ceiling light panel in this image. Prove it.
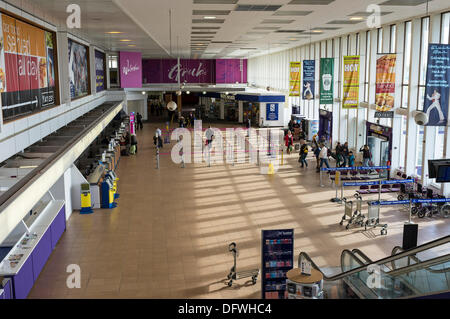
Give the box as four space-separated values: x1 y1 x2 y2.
261 19 295 24
379 0 429 5
272 11 313 16
192 26 221 29
193 0 238 3
193 10 231 15
235 5 282 11
192 19 225 23
348 11 393 16
288 0 335 4
327 20 364 24
253 26 281 30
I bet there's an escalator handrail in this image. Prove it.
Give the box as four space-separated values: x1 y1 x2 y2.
298 235 450 281
387 253 450 276
351 249 373 264
391 245 450 274
340 249 367 270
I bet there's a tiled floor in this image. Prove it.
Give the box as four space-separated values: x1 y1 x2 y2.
28 121 450 299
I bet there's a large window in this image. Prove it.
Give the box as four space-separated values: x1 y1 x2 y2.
399 115 407 170
390 24 397 53
1 13 58 121
364 30 371 102
109 55 119 87
417 17 430 111
401 21 412 109
442 12 450 44
377 28 383 53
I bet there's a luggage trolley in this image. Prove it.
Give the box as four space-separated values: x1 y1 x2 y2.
365 202 388 235
340 197 365 229
227 242 259 287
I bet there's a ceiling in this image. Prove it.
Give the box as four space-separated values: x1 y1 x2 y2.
7 0 450 59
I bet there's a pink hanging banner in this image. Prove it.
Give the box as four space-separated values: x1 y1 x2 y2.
120 51 142 88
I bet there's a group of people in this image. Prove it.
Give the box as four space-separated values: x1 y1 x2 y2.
150 101 165 117
178 113 195 128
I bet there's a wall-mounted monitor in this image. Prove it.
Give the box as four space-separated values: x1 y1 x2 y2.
428 159 450 178
436 165 450 183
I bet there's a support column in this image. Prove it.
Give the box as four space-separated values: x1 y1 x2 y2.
220 99 225 120
177 94 182 115
238 101 244 123
56 31 70 105
89 46 96 96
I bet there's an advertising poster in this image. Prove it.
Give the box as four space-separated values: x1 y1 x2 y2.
261 229 294 299
215 59 247 84
289 62 301 97
0 13 57 121
423 43 450 126
375 54 396 115
68 39 89 99
266 103 279 121
319 58 334 105
95 50 105 92
120 51 142 88
142 59 213 84
342 56 360 109
302 60 315 100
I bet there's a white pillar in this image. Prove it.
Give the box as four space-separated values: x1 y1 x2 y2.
57 31 70 104
220 99 225 120
89 46 96 95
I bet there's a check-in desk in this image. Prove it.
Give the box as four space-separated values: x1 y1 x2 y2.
87 164 106 209
0 200 66 299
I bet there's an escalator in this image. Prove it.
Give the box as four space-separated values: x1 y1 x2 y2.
299 236 450 299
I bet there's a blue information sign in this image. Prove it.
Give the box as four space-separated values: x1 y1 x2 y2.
266 103 279 121
261 229 294 299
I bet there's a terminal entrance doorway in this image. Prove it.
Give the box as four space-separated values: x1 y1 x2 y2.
366 122 393 179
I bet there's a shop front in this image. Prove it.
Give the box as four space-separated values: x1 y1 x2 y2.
366 122 393 178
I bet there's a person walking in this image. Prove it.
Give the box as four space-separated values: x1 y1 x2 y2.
178 135 185 168
342 142 349 167
348 151 355 167
335 142 344 167
319 143 330 169
205 126 214 167
285 130 294 155
360 144 372 167
299 139 309 168
136 112 143 131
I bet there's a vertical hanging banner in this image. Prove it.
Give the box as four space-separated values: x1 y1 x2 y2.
120 51 142 88
302 60 315 100
342 56 360 109
289 62 301 97
319 58 334 105
375 54 396 117
423 44 450 126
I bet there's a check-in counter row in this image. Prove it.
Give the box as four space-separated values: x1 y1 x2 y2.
0 201 66 299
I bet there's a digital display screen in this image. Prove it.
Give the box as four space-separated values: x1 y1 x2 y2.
436 165 450 183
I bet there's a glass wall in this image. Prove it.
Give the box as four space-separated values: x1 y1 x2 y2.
248 10 450 195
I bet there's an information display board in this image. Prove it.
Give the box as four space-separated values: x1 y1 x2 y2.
261 229 294 299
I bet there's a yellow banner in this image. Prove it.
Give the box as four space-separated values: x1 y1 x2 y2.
289 62 301 97
342 56 360 109
375 54 396 112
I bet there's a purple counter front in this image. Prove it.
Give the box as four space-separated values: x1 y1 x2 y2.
9 204 66 299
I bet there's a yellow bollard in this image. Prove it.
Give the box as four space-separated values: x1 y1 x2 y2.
268 163 275 175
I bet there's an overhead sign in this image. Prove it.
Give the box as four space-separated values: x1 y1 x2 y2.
289 62 301 97
375 53 397 113
343 56 360 109
266 103 279 121
423 43 450 126
319 58 334 105
302 60 315 100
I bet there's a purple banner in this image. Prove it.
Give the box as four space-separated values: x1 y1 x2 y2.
215 59 247 84
120 51 142 88
143 59 215 84
95 50 105 92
